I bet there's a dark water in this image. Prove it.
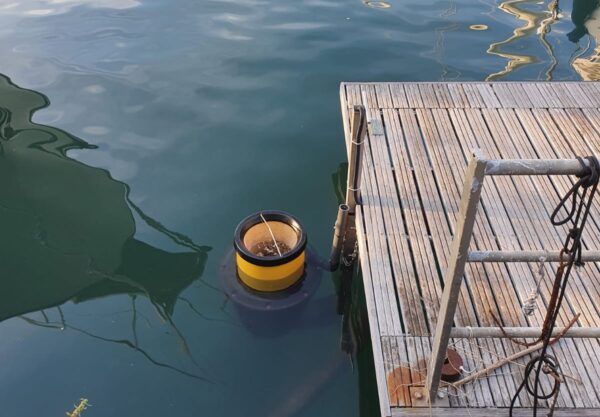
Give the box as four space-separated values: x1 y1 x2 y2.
1 1 599 416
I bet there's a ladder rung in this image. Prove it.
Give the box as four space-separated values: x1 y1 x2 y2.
468 250 600 263
451 326 600 339
484 158 592 176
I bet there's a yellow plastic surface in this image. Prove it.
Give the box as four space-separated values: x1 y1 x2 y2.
236 251 305 292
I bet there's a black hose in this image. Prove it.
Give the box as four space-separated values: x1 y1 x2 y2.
510 156 599 417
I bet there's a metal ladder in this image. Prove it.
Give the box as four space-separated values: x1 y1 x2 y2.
426 150 600 400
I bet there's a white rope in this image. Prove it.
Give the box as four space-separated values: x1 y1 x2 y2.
522 256 546 316
260 213 282 257
466 326 473 339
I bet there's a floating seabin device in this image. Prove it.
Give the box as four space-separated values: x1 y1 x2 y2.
221 210 323 336
234 210 307 292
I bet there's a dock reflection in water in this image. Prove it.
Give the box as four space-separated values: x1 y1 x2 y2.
486 0 560 81
569 0 600 80
0 74 211 380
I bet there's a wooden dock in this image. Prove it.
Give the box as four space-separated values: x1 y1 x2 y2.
340 82 600 416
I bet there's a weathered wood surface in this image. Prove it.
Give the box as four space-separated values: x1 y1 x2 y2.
392 408 600 417
340 82 600 417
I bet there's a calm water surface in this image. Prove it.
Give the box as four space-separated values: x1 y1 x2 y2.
1 1 599 416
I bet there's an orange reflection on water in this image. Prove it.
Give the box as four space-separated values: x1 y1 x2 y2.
486 0 559 81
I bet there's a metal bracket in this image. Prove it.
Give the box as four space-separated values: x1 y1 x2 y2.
368 119 384 136
467 250 600 263
409 386 450 408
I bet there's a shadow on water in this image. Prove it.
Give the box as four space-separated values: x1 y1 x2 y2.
332 162 380 417
0 74 212 381
568 0 600 80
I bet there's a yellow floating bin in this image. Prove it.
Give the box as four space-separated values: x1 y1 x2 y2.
234 211 307 292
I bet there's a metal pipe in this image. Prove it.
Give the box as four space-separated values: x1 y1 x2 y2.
450 326 600 339
467 250 600 263
328 106 366 273
426 152 487 400
329 204 349 271
346 105 367 214
484 158 592 176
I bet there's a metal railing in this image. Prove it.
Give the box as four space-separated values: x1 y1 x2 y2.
426 150 600 401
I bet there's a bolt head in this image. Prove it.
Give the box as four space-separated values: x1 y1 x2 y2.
413 391 423 400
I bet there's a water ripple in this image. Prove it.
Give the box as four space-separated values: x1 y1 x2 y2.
266 22 331 30
1 0 140 18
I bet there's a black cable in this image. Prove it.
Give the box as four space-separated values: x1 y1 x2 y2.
510 156 599 417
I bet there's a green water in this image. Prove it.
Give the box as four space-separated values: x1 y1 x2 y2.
1 1 599 416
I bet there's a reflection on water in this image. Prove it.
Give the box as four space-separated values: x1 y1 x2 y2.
486 0 559 80
0 74 210 379
362 1 391 10
436 2 461 80
569 0 600 80
3 0 600 415
1 0 140 16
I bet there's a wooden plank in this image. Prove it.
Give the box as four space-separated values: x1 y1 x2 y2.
418 84 439 109
390 336 412 407
521 83 548 108
549 83 577 108
392 408 600 416
432 84 453 109
535 83 562 108
476 84 501 108
447 84 469 108
393 108 451 326
382 337 397 407
506 82 532 108
415 109 483 328
405 84 424 108
396 108 453 328
461 83 485 108
363 84 378 109
344 83 362 109
390 84 409 108
375 84 394 109
356 204 392 417
381 108 431 336
360 118 396 337
491 83 518 108
577 82 600 107
566 83 594 108
361 86 408 337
